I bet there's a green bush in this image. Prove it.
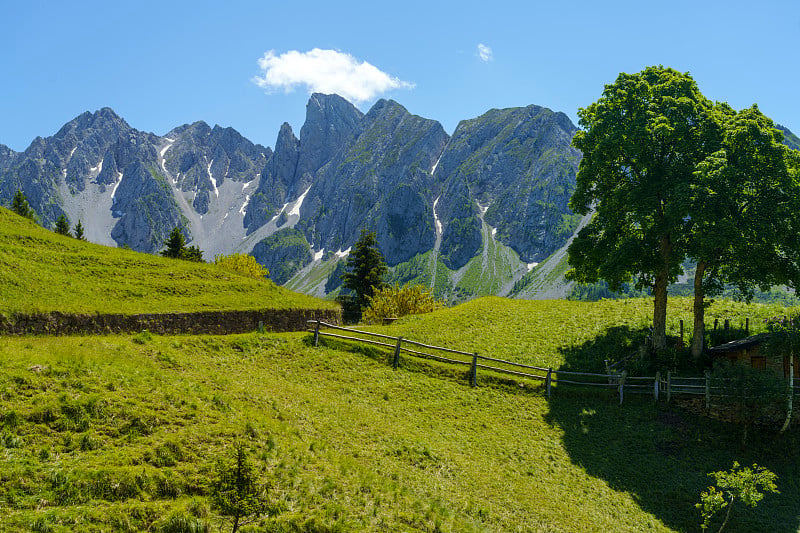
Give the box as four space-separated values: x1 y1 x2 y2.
363 283 444 324
214 254 270 281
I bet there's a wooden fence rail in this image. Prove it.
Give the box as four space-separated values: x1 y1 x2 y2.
308 320 798 407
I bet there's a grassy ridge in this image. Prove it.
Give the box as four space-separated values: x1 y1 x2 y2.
0 208 336 314
2 299 799 531
366 296 793 371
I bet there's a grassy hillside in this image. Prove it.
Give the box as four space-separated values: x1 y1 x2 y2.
0 208 336 314
368 296 793 372
2 298 799 531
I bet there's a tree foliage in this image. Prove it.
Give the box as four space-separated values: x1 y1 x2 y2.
54 214 70 236
212 443 269 533
568 65 800 353
697 462 778 532
160 227 204 262
73 220 85 240
363 283 444 323
686 105 800 357
214 253 270 281
341 230 388 317
11 189 35 221
568 66 719 349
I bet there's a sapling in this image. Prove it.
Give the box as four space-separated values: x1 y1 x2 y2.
697 462 778 532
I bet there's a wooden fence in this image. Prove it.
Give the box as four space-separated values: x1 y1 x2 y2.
309 320 800 406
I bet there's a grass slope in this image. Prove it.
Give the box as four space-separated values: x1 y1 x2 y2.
2 299 799 531
0 208 336 314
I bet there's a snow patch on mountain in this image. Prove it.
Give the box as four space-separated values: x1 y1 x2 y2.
288 186 311 217
207 159 218 197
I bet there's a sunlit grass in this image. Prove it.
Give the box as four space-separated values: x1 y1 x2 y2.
0 208 336 314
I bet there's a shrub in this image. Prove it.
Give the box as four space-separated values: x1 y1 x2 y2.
363 283 444 324
697 462 778 532
214 254 270 281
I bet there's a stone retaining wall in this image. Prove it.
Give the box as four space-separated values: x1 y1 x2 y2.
0 308 341 336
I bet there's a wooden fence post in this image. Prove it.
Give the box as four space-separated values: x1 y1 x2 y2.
666 371 672 403
546 368 552 398
704 370 711 410
470 353 478 387
654 371 660 402
393 337 403 369
313 319 321 347
745 317 749 335
619 371 626 405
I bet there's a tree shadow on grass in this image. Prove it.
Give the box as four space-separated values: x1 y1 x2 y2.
544 328 800 533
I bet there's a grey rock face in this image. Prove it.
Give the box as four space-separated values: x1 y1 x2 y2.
0 97 585 299
298 98 448 265
777 124 800 151
244 95 364 234
435 105 581 265
110 161 183 252
163 121 270 215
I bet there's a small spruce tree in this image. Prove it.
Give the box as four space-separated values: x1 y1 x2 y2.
54 214 70 235
161 227 187 259
11 190 35 221
341 230 388 321
212 442 269 533
73 220 85 240
184 245 204 263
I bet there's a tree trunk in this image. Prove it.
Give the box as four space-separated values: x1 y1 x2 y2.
652 270 668 350
781 351 794 433
652 233 672 351
691 261 707 360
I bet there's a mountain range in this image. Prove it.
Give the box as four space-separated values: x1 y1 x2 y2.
2 96 795 302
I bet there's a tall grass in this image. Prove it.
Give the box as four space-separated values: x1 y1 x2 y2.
2 311 799 531
0 208 336 314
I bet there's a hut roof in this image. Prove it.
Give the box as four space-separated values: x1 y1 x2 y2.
707 333 770 354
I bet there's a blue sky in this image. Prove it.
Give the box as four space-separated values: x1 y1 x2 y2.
1 1 797 152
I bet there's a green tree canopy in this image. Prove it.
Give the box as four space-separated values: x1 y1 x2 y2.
568 66 720 349
11 189 36 221
341 230 388 316
54 214 70 236
685 105 800 357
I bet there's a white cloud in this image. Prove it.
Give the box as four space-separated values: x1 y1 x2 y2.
253 48 414 104
477 43 493 62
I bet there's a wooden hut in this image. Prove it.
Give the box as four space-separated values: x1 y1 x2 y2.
708 333 799 378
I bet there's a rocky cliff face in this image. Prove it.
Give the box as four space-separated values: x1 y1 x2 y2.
298 98 448 265
1 96 588 301
0 108 270 255
434 105 581 267
243 94 364 234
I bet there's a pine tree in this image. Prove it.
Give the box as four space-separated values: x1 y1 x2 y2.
54 214 70 236
341 230 388 317
161 227 187 259
73 220 85 240
184 245 204 263
11 190 35 221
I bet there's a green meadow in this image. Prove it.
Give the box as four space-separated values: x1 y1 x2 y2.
1 208 799 531
0 208 336 315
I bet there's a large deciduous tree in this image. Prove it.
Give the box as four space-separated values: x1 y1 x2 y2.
686 105 800 358
568 66 720 350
